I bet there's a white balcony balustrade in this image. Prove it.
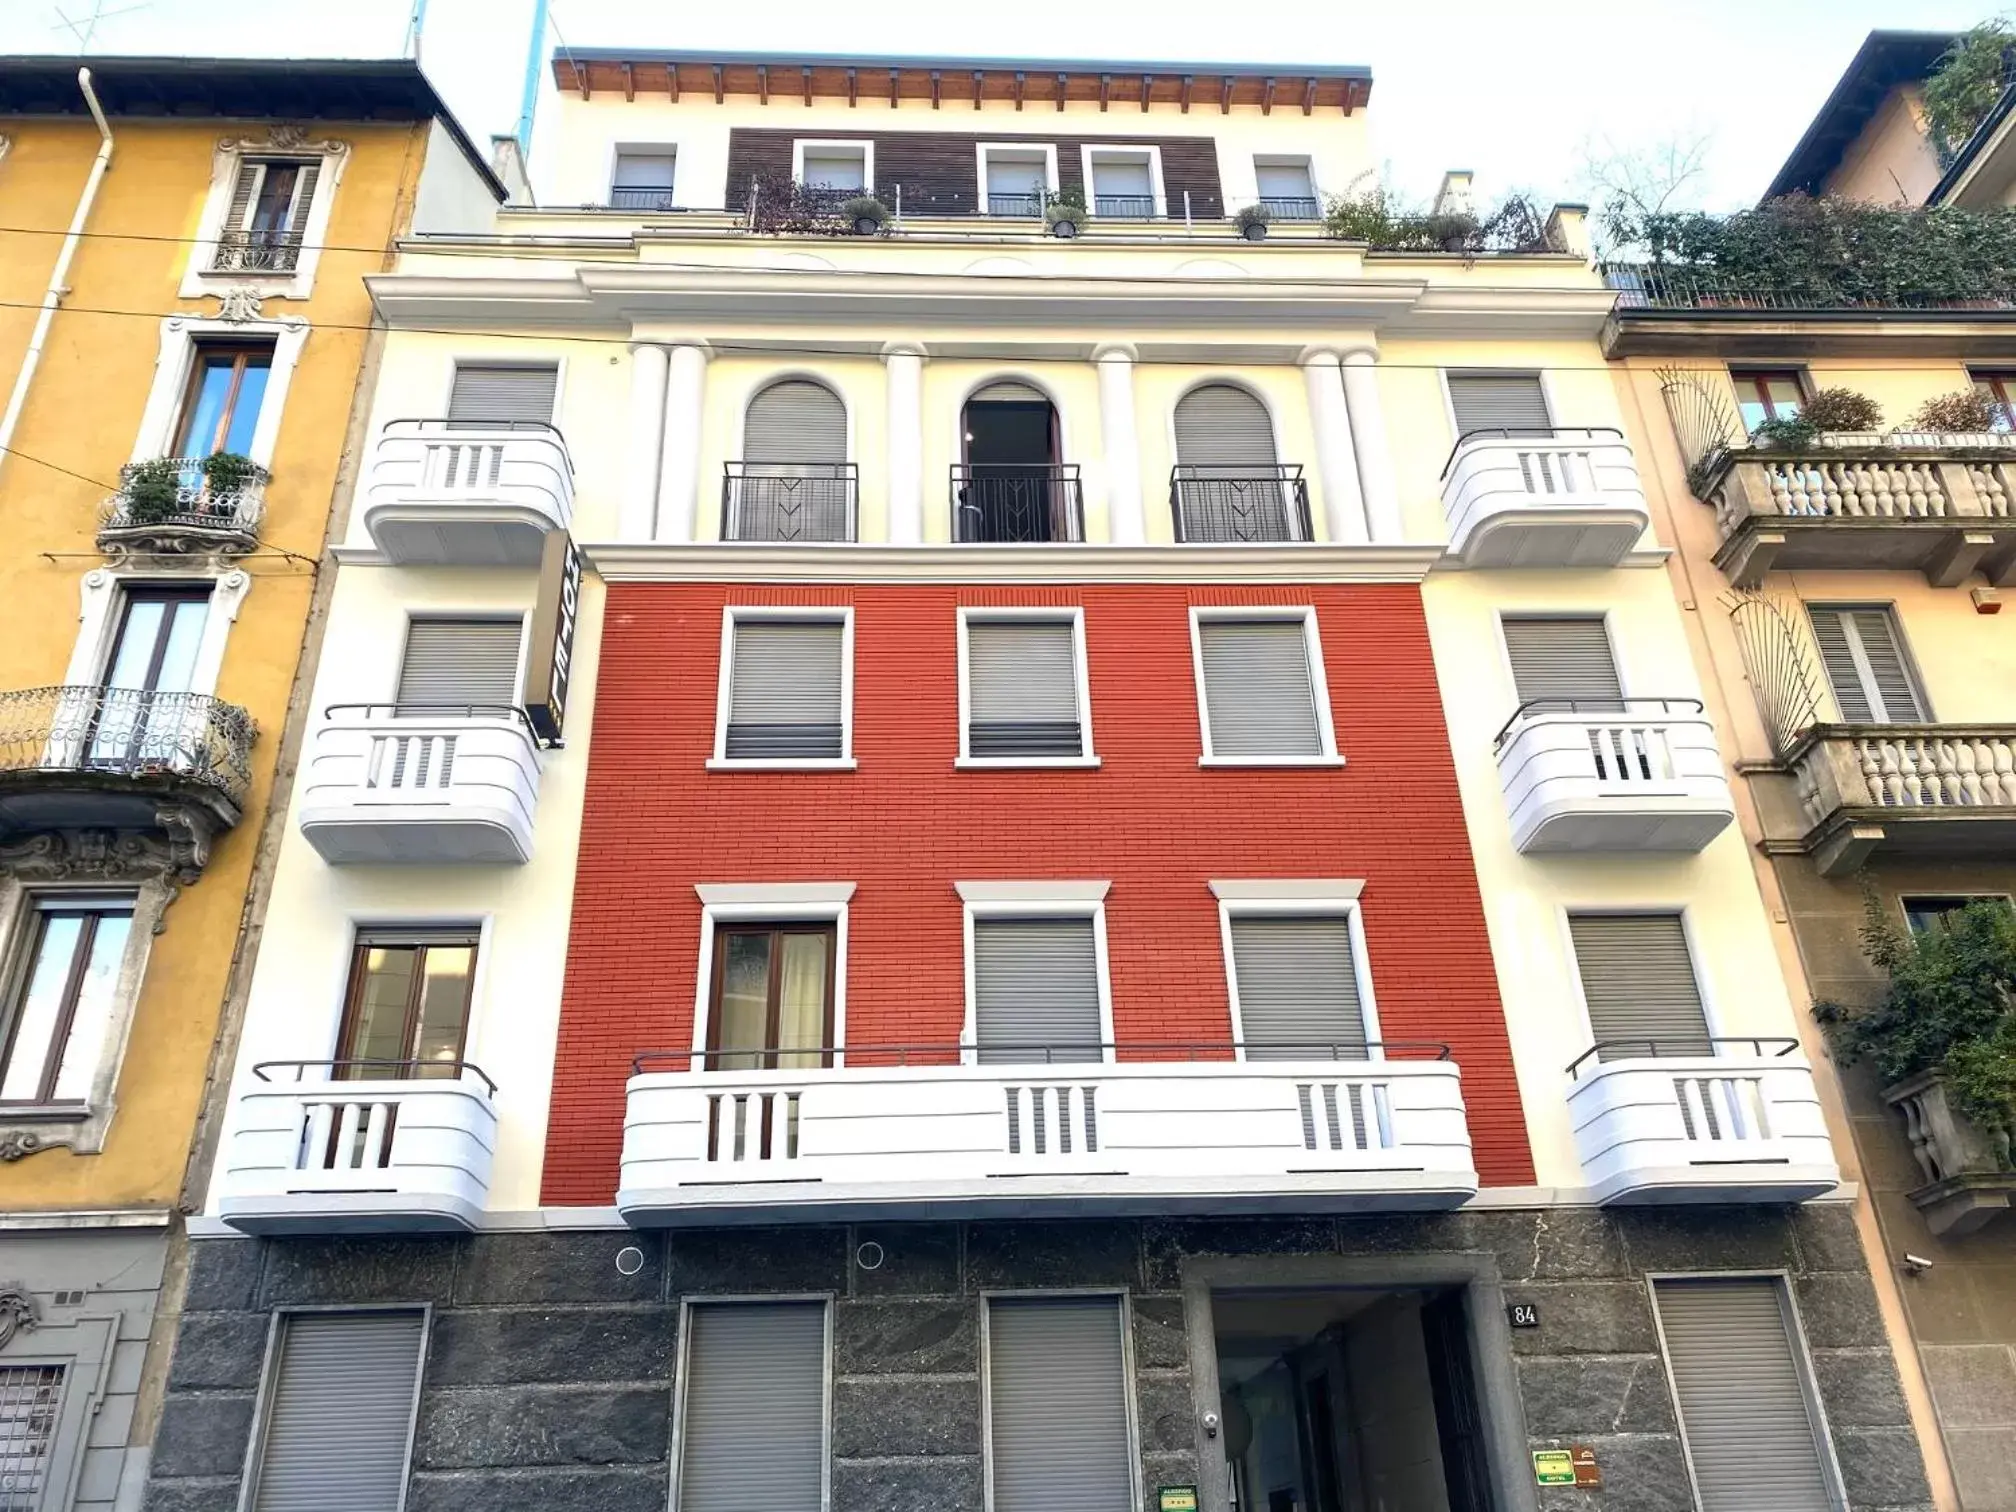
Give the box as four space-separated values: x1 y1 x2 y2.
1790 724 2016 874
1495 698 1735 853
361 420 574 566
218 1060 498 1233
299 704 541 865
1440 428 1650 568
1566 1039 1838 1204
618 1042 1477 1224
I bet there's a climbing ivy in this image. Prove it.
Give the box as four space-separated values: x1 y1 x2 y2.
1922 19 2015 167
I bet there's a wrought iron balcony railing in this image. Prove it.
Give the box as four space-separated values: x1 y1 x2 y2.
986 192 1044 218
607 186 678 211
100 456 269 548
1092 195 1157 218
1602 263 2016 313
0 685 255 806
1170 465 1312 542
211 227 305 273
722 462 858 542
951 464 1085 543
1256 196 1321 221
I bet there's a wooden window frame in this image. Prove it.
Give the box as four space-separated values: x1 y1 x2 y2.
704 921 838 1071
332 929 480 1081
105 586 212 692
1730 367 1808 431
1972 370 2016 431
0 898 135 1106
172 339 275 457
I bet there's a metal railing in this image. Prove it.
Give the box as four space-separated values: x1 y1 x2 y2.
1602 263 2016 313
1566 1037 1800 1077
0 685 255 805
322 702 532 725
1170 465 1311 542
1092 194 1156 218
101 456 269 539
252 1059 498 1093
722 462 858 542
986 192 1045 218
211 227 304 273
1256 196 1321 220
634 1039 1454 1073
1492 696 1705 751
952 464 1084 543
607 186 678 211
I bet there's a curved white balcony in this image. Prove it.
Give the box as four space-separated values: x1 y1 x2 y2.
1440 428 1650 568
618 1044 1477 1224
1566 1040 1838 1204
361 420 574 567
1495 698 1735 853
218 1061 498 1233
299 705 540 865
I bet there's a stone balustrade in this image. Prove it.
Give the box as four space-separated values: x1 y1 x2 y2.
1788 724 2016 874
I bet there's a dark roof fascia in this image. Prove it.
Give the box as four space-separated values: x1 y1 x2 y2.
1762 29 1958 201
553 45 1370 83
1928 80 2016 204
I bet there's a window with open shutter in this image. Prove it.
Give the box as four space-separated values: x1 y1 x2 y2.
723 617 846 759
246 1310 425 1512
1447 373 1551 439
1231 915 1369 1060
988 1297 1135 1512
743 380 846 463
1197 618 1326 759
1501 616 1623 709
1653 1279 1836 1512
965 617 1084 758
446 364 558 428
972 916 1103 1064
1568 913 1712 1060
1807 605 1927 724
396 619 522 709
677 1301 827 1512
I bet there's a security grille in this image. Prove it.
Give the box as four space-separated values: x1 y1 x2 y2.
0 1367 63 1512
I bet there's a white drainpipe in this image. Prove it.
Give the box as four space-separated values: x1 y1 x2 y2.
0 68 115 483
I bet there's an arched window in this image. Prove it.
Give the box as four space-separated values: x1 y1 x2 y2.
728 379 853 542
957 381 1080 543
1171 383 1304 543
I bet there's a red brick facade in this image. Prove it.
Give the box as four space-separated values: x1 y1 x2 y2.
543 580 1533 1202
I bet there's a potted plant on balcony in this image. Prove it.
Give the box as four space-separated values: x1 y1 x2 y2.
1749 388 1882 450
839 195 889 236
199 450 260 510
1906 389 2003 439
1044 188 1087 239
1235 203 1272 242
119 457 184 524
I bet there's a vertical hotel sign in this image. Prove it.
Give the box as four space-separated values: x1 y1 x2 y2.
521 531 581 746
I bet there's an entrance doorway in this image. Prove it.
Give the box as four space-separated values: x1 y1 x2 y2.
956 384 1080 542
1212 1287 1495 1512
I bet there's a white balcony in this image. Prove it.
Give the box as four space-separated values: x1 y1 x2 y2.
217 1062 498 1233
618 1054 1477 1224
1440 429 1650 568
299 705 540 865
1567 1043 1838 1204
1495 699 1735 853
361 420 573 567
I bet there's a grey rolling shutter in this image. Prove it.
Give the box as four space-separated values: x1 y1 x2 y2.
1447 373 1552 438
679 1302 826 1512
226 160 262 229
248 1310 425 1512
1255 161 1315 201
612 151 676 189
1654 1279 1835 1512
972 380 1047 404
1568 913 1711 1060
744 381 846 463
988 1297 1134 1512
973 917 1102 1064
967 619 1081 757
396 619 522 708
1198 620 1322 758
1808 606 1926 724
1174 385 1279 469
1232 916 1368 1060
446 365 558 427
1502 617 1623 708
725 619 844 758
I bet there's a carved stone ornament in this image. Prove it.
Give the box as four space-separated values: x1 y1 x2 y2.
0 1284 39 1347
0 821 211 886
265 123 309 149
0 1131 51 1163
216 285 265 324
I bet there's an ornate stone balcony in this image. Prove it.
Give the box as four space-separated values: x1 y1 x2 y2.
361 420 574 566
1787 723 2016 874
1439 428 1650 568
1494 699 1735 853
1887 1070 2016 1237
97 456 268 557
1703 436 2016 587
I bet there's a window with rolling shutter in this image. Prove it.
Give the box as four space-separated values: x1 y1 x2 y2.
987 1297 1136 1512
677 1301 827 1512
396 619 522 709
743 380 847 463
1568 913 1712 1060
1447 372 1552 439
1196 616 1328 759
1653 1279 1837 1512
1230 915 1369 1060
245 1310 425 1512
972 915 1104 1064
612 151 676 190
964 616 1085 759
721 616 847 760
1174 384 1280 469
1807 605 1927 724
1501 616 1624 710
445 364 558 428
971 380 1048 405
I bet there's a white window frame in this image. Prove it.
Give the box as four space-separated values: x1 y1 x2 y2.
955 607 1097 770
1436 367 1560 450
608 142 680 203
132 315 308 469
1187 605 1342 767
792 139 875 193
690 883 854 1067
391 611 531 706
978 1288 1145 1512
68 567 252 699
1493 608 1628 717
975 142 1060 211
1078 143 1167 217
181 133 351 301
956 880 1114 1067
1210 881 1382 1062
442 355 567 428
670 1295 835 1512
1557 903 1727 1061
708 607 857 771
1251 153 1320 206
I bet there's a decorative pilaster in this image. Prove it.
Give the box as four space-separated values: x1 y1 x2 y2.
622 342 670 540
655 342 712 542
1341 346 1403 542
1298 347 1367 544
1093 343 1144 545
882 342 926 545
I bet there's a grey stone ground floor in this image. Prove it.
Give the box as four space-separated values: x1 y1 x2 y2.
145 1203 1930 1512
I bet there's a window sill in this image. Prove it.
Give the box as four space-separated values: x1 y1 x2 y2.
1198 755 1346 768
955 756 1102 770
706 757 858 772
0 1102 91 1124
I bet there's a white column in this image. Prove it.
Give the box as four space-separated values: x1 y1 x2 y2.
655 341 711 542
621 342 669 540
1299 346 1367 544
1342 346 1403 542
882 342 925 545
1093 343 1144 545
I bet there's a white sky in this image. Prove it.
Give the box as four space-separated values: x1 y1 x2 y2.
1 0 1988 207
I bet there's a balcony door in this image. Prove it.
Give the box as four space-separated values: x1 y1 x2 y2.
732 380 851 541
1173 384 1297 542
960 383 1069 542
174 341 273 459
335 929 478 1080
708 923 835 1071
85 587 211 768
1807 605 1927 724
